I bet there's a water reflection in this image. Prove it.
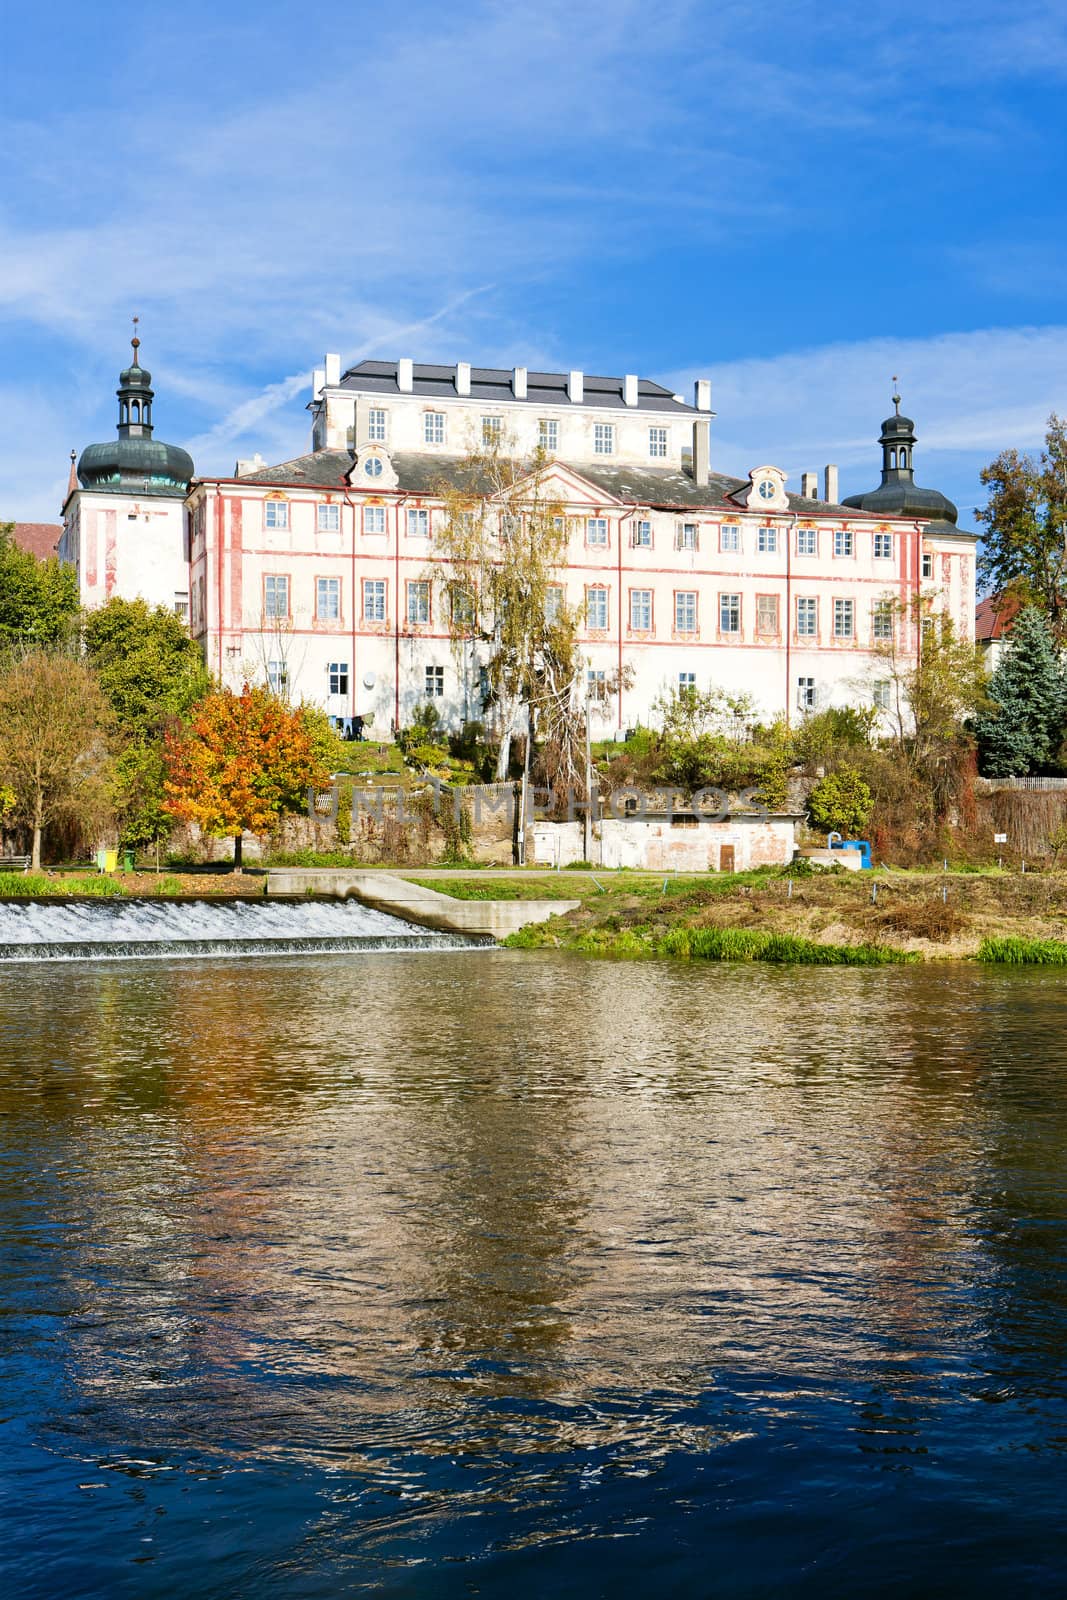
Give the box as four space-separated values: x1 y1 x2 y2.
3 955 1067 1595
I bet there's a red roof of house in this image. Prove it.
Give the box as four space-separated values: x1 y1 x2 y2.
9 523 62 561
975 593 1021 642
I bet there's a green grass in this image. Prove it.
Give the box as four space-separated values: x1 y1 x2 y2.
0 872 128 898
979 936 1067 965
408 876 591 901
504 917 914 964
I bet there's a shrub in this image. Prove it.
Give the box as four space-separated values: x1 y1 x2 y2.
807 766 873 836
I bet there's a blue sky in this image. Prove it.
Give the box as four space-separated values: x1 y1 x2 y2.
2 0 1065 524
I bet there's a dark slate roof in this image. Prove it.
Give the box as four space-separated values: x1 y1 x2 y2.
223 450 877 516
336 359 700 415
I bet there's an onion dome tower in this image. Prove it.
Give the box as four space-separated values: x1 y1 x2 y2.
842 384 958 533
76 328 194 497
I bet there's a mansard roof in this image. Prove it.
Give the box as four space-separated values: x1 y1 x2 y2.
338 360 700 415
214 449 886 517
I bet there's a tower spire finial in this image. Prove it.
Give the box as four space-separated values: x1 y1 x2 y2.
131 313 140 363
892 375 901 415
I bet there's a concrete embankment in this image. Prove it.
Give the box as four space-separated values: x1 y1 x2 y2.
266 868 578 939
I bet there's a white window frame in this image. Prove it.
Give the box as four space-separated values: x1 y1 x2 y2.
317 503 340 532
922 552 934 579
874 531 893 559
267 660 289 698
363 579 386 622
796 527 817 556
423 411 446 445
648 426 668 459
406 580 430 625
539 419 558 452
833 598 855 639
481 415 503 445
586 585 609 630
363 505 386 535
630 589 652 631
587 669 608 702
796 596 817 637
719 593 741 635
834 529 854 558
407 508 430 539
756 594 779 634
678 671 696 690
424 665 445 698
757 525 778 554
594 422 615 456
264 574 289 619
264 500 288 530
545 585 564 623
586 517 608 547
797 676 816 711
873 681 891 711
633 519 652 548
316 576 340 621
675 591 697 634
677 522 698 552
720 524 741 553
367 408 387 442
872 601 894 641
328 661 349 696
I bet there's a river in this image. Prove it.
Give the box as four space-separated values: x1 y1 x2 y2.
2 948 1067 1596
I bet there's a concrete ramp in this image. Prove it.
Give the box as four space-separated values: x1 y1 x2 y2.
266 869 577 939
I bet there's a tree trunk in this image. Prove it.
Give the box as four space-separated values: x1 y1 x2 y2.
233 833 243 873
31 825 41 873
495 728 512 782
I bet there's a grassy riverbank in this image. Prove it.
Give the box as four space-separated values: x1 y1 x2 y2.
414 866 1067 963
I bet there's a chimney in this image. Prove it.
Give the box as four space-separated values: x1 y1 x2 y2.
824 464 839 504
568 369 584 404
692 419 710 488
512 366 528 399
312 367 325 401
623 373 638 407
397 358 414 393
455 361 471 396
801 471 818 499
324 353 341 387
694 378 712 412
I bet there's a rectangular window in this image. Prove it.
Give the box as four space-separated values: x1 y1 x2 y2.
719 593 741 634
873 601 894 641
587 517 608 546
720 524 741 553
874 531 893 559
757 525 778 554
587 669 608 702
173 592 189 622
538 419 558 452
649 426 668 458
449 587 475 626
407 508 430 538
630 589 652 630
264 500 288 530
796 527 817 556
317 503 340 532
363 505 386 534
677 522 698 552
633 519 652 548
264 574 289 619
482 415 503 444
316 577 340 620
678 671 696 690
675 591 697 633
756 595 779 634
594 423 615 455
586 586 609 630
267 660 289 698
367 408 387 442
425 665 445 698
363 579 386 621
922 552 934 579
797 676 816 711
796 596 817 637
873 681 891 711
833 598 854 638
834 529 854 558
328 661 348 696
423 411 446 445
544 585 564 623
406 580 430 625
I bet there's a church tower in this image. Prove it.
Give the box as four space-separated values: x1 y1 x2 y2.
842 387 960 534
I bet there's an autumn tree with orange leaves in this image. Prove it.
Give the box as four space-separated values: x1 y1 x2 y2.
164 684 331 869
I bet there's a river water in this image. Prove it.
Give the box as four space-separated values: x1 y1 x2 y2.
3 948 1067 1596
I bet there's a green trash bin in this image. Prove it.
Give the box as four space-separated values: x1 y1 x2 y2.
122 850 135 871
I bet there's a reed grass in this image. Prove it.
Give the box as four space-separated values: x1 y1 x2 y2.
978 936 1067 966
0 872 127 898
658 926 912 965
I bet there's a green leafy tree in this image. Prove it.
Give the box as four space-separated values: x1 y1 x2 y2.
973 604 1067 776
807 766 873 837
0 650 114 869
977 415 1067 637
0 523 79 644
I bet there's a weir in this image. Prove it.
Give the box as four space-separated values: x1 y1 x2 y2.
266 869 578 937
0 898 492 964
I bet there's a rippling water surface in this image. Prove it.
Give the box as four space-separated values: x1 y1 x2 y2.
3 952 1067 1596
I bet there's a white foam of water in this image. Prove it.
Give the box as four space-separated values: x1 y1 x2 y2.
0 897 445 950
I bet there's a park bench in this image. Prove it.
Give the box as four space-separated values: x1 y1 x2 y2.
0 855 31 872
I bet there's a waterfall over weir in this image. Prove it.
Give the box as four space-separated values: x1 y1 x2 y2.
0 898 492 964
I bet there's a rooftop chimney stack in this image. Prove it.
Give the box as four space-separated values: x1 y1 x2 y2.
513 366 528 399
694 379 712 412
324 353 341 387
397 358 414 393
801 472 818 499
824 464 839 504
692 418 710 488
312 368 325 401
455 361 471 396
568 369 584 404
623 374 639 407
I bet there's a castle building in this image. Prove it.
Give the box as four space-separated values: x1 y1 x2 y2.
62 348 978 735
59 335 193 619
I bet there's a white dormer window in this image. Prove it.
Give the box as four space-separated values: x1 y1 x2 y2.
744 466 788 510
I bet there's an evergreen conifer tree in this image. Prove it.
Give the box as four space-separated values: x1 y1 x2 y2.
974 604 1066 776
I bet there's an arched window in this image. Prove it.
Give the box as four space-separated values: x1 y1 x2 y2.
889 447 897 469
120 402 128 426
131 400 140 424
